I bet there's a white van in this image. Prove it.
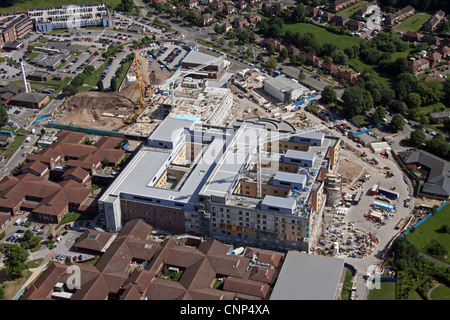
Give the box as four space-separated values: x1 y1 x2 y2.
20 217 28 226
15 218 22 226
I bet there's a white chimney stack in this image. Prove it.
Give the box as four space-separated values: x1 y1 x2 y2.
20 60 29 93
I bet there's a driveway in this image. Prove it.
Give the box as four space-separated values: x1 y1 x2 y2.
366 6 382 30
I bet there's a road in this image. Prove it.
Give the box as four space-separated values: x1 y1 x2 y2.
306 110 413 300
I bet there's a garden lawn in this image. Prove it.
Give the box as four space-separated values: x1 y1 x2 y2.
368 281 396 300
396 13 432 32
282 23 361 51
430 284 450 300
405 203 450 264
339 1 368 18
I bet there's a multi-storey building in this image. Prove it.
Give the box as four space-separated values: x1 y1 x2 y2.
28 3 110 32
99 117 341 252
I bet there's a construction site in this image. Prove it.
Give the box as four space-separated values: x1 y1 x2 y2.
57 52 172 137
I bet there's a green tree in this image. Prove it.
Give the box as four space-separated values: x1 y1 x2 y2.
279 47 288 61
266 42 275 56
372 106 386 125
404 92 421 109
298 72 306 81
155 2 165 13
426 134 449 158
409 129 426 146
62 85 77 97
3 245 29 278
116 0 134 12
97 80 104 92
237 29 250 43
320 85 337 105
390 113 406 132
443 118 450 135
0 105 8 127
425 240 448 258
418 113 430 126
214 23 223 34
111 77 118 92
341 86 373 117
266 57 278 69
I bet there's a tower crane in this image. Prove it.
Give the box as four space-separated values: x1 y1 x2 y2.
134 52 145 109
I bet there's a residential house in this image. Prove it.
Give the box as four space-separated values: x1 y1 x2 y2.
202 13 213 25
422 10 446 31
261 39 285 52
244 12 261 24
438 46 450 59
424 75 446 83
222 22 233 33
304 53 322 68
287 44 300 56
354 0 379 19
422 34 441 46
186 0 198 9
429 110 450 124
234 17 248 28
306 5 320 17
337 70 358 84
346 19 362 31
235 0 247 10
402 31 422 42
322 61 338 75
249 31 261 43
319 11 333 23
385 6 415 25
330 0 359 12
411 58 429 72
223 5 236 16
331 15 348 27
209 0 223 11
427 52 442 67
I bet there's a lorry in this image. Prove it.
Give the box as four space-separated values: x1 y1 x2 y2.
378 187 399 199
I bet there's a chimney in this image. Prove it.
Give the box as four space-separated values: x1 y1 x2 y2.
20 60 29 93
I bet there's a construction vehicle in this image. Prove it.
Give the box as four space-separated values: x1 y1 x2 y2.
124 113 136 124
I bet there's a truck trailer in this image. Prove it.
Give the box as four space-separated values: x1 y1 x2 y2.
377 187 399 199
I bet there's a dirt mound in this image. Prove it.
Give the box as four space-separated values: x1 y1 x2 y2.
59 82 141 131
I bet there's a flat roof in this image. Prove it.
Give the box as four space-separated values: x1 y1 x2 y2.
261 195 296 210
200 122 265 199
273 171 307 186
264 76 309 92
182 50 224 69
148 117 195 144
270 251 345 300
284 149 316 161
